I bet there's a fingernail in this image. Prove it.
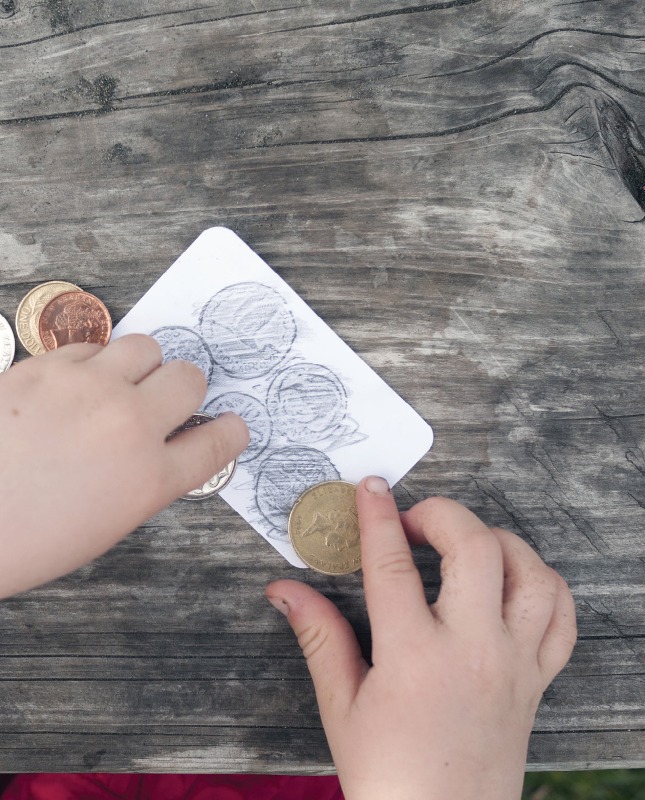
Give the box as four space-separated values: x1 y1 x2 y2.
365 475 390 495
266 595 290 616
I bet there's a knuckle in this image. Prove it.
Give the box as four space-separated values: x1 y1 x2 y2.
183 361 208 393
557 626 578 659
546 566 564 590
201 437 229 476
417 495 455 519
297 624 330 663
530 566 562 605
553 574 578 638
129 332 163 360
551 568 572 596
466 531 503 563
370 550 417 579
166 359 208 394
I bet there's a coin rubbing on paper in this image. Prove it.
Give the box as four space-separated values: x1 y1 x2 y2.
15 281 82 355
0 314 15 373
38 290 112 350
288 480 361 575
168 413 237 500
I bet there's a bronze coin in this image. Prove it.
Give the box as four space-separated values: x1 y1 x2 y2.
38 290 112 350
288 480 361 575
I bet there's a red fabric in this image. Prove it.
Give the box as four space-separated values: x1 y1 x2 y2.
2 774 344 800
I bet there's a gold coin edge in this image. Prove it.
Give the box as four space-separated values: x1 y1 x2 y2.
15 282 82 354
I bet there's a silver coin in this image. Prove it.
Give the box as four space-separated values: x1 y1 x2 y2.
168 412 237 500
0 314 16 373
181 458 237 500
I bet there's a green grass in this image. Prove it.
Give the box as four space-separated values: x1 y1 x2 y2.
523 770 645 800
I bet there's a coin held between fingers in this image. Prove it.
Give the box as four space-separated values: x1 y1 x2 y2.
168 413 237 499
289 480 361 575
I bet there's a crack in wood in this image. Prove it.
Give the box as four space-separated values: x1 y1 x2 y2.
268 0 485 34
595 94 645 212
0 7 204 50
426 28 645 79
165 6 303 30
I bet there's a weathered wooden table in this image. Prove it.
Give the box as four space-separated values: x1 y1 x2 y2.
0 0 643 774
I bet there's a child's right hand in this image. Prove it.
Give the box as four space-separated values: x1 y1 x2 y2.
0 335 249 598
267 478 577 800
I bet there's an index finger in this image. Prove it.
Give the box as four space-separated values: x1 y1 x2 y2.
400 497 504 629
165 411 249 499
356 477 433 657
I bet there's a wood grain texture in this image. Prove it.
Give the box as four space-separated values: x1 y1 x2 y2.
0 0 644 773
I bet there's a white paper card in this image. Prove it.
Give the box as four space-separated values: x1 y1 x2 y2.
113 228 433 567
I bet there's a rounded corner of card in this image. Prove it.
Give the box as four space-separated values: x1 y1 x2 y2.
425 425 434 451
201 226 238 244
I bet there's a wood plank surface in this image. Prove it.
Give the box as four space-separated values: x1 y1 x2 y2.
0 0 643 773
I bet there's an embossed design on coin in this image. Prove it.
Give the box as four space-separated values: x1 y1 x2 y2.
168 412 237 499
151 326 214 383
289 481 360 575
38 291 112 350
267 362 348 443
182 461 237 500
198 282 297 378
255 446 340 536
16 281 82 355
205 392 272 463
0 314 15 372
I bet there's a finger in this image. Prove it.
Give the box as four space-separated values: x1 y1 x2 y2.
490 527 560 651
356 477 431 654
265 579 368 728
137 358 208 434
400 497 504 629
94 334 163 383
35 342 104 362
164 412 249 496
537 573 577 688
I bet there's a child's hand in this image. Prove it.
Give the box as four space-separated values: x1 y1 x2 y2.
0 335 249 598
266 477 577 800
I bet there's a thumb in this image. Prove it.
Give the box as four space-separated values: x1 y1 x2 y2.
265 579 368 725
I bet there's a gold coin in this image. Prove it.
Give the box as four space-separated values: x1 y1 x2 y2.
16 281 82 355
288 480 361 575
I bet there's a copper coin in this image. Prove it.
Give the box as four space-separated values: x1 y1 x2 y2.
38 291 112 350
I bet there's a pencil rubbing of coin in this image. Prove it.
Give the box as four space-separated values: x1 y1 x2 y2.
15 281 82 355
168 413 237 499
0 314 15 373
288 480 361 575
38 290 112 351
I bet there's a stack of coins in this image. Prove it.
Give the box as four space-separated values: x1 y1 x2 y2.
15 281 112 355
288 480 362 575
